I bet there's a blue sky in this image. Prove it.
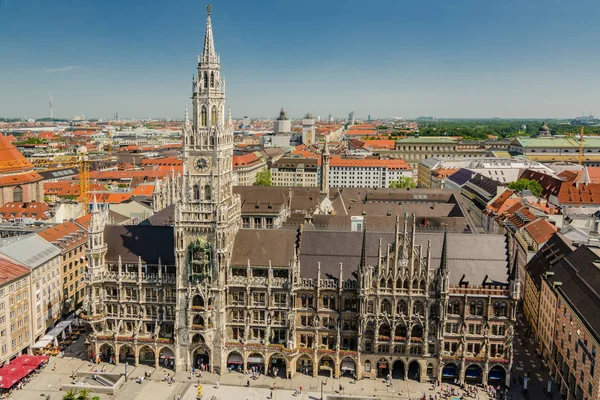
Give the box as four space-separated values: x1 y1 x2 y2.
1 0 599 119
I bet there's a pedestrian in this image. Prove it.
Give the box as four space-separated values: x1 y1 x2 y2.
270 390 273 399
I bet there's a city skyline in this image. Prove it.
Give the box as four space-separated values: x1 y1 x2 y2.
1 0 599 119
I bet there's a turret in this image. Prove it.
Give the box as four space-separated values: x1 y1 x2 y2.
320 138 330 196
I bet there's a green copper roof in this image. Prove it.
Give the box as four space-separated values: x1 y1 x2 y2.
515 137 600 148
396 136 457 144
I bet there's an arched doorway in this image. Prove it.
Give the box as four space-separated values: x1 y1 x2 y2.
192 347 210 372
99 344 114 363
340 357 356 378
159 346 175 370
441 363 458 383
269 353 287 378
296 354 313 376
408 360 420 381
488 365 506 386
247 352 265 374
392 360 405 379
319 356 335 378
376 358 389 378
465 364 483 384
138 346 155 367
118 344 135 365
226 351 243 373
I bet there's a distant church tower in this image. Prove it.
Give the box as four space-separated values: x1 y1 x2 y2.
174 5 241 373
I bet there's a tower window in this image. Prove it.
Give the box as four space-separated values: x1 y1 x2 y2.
203 72 208 88
210 72 214 87
201 106 207 127
211 106 217 127
13 186 22 202
193 185 200 201
205 185 211 200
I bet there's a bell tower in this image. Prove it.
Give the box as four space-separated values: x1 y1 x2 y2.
174 5 240 373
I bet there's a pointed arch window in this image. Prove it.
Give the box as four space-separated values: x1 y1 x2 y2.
211 106 217 127
193 185 200 201
210 72 215 87
204 185 211 201
203 72 208 88
201 106 207 127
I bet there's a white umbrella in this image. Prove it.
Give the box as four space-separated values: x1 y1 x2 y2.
68 324 72 334
53 337 59 347
61 330 66 340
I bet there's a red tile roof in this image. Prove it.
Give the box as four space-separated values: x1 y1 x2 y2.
558 169 584 183
0 171 43 186
486 189 515 213
0 134 35 173
44 181 105 198
558 183 600 205
0 201 51 220
330 156 411 170
586 167 600 184
524 219 557 245
130 184 155 197
362 140 396 150
37 221 87 252
232 152 263 167
0 258 29 285
141 157 182 167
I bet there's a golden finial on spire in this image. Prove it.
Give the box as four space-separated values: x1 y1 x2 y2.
207 4 212 15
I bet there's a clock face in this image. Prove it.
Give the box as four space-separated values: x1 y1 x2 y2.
193 156 211 172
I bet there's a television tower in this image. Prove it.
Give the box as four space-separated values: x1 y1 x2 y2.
49 92 53 119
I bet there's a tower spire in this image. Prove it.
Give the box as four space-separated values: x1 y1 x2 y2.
202 5 217 64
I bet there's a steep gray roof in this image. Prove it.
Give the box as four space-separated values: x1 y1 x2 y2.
229 227 509 286
298 230 508 284
0 234 61 268
230 229 297 267
104 225 175 265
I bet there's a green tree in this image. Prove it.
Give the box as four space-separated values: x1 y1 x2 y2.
77 389 92 400
63 389 78 400
253 168 272 186
389 177 416 189
508 179 543 197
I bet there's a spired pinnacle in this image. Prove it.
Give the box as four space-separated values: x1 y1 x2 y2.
202 5 217 63
207 4 212 15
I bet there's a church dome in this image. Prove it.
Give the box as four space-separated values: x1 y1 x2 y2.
539 122 550 132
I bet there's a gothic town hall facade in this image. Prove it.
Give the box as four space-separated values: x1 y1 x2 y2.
83 9 518 387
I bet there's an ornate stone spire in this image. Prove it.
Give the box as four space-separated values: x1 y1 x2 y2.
201 5 217 64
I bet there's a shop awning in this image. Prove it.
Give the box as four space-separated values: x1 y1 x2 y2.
160 349 175 359
247 357 263 364
11 355 48 367
378 363 388 369
0 364 37 389
442 365 457 378
489 370 504 380
227 354 243 365
341 360 355 371
31 338 52 349
465 368 481 379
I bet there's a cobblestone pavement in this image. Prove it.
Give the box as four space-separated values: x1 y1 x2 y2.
5 335 520 400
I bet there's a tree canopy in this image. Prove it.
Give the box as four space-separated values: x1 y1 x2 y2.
253 168 272 186
389 177 416 189
508 178 543 197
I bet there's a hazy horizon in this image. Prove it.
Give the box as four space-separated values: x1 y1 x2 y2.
1 0 599 120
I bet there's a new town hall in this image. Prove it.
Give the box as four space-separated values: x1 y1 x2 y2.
83 8 519 386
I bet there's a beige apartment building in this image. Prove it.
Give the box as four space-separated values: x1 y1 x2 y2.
38 218 89 315
0 258 32 365
271 157 319 187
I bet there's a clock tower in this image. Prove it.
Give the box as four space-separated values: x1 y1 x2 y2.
174 5 240 373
